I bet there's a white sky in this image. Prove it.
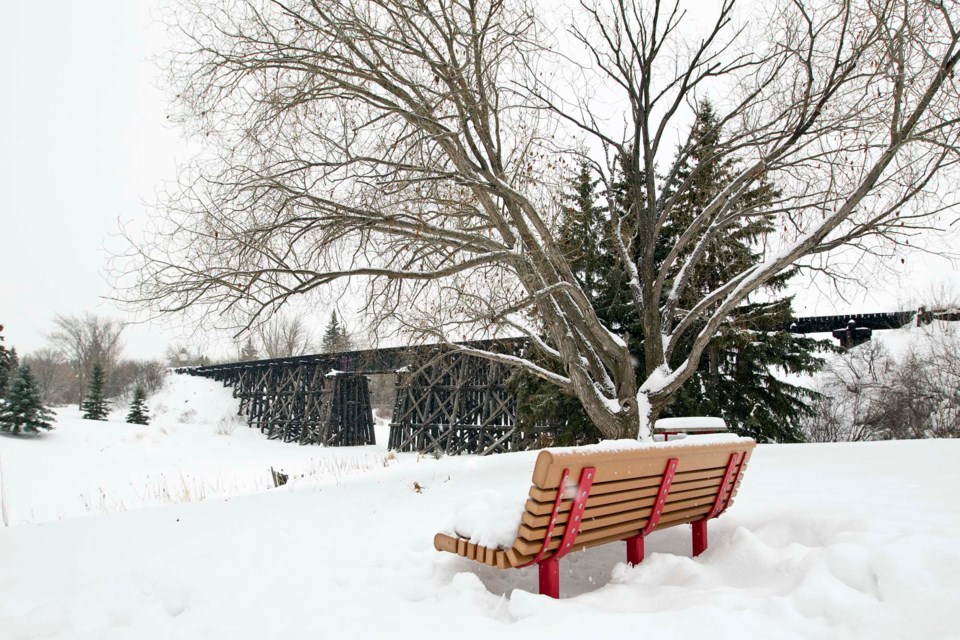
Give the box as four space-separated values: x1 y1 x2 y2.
1 0 958 362
0 1 193 360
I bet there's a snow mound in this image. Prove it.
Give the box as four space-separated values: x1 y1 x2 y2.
149 372 244 427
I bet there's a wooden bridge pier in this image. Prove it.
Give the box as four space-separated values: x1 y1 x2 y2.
188 359 375 447
387 349 555 456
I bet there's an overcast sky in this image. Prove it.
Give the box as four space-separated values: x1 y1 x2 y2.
0 1 186 359
1 0 958 363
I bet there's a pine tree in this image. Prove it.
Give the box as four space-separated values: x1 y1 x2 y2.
239 337 259 362
321 311 352 353
517 103 828 444
0 325 17 394
653 101 828 442
0 365 54 435
80 362 109 421
126 385 150 425
511 163 608 444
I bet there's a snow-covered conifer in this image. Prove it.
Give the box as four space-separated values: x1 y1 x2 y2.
125 385 150 425
80 362 109 421
0 365 54 435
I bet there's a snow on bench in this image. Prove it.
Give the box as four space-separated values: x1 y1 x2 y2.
653 416 728 440
434 434 756 598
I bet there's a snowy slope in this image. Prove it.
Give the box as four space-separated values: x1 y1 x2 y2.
0 374 392 526
0 373 958 639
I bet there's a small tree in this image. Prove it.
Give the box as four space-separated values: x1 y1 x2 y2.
80 362 109 421
125 386 150 425
0 325 18 395
238 337 259 362
321 312 352 353
0 366 55 435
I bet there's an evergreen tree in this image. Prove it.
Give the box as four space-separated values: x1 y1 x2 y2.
239 337 259 362
321 311 352 353
511 162 609 444
516 103 828 444
0 325 18 394
126 385 150 425
80 362 110 421
653 101 828 442
0 365 54 435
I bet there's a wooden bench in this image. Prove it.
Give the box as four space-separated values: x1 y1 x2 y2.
653 416 729 441
434 436 756 598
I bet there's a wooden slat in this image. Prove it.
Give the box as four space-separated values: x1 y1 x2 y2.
532 442 755 488
523 468 738 515
526 465 732 503
516 492 721 546
510 503 714 557
434 533 459 554
505 512 708 567
520 481 724 528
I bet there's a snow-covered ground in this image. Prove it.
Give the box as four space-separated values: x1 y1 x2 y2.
0 376 393 526
1 375 959 639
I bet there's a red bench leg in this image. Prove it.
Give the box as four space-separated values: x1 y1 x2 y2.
626 534 644 565
539 558 560 598
692 519 708 556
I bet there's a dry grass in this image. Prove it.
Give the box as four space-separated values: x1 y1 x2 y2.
76 452 397 517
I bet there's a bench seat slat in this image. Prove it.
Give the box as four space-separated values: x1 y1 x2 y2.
509 504 715 559
516 491 726 545
523 469 741 515
531 445 749 489
520 481 725 528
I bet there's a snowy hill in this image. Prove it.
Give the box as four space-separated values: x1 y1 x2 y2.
1 374 959 638
0 375 392 526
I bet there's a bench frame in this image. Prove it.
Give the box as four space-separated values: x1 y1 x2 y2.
435 440 753 598
528 451 745 597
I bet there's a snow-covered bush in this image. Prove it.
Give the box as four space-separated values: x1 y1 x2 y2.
805 323 960 441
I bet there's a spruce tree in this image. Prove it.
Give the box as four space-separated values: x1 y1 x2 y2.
0 366 54 435
654 101 828 442
510 162 607 444
126 386 150 425
239 337 259 362
321 311 352 353
80 362 109 421
516 103 827 444
0 325 17 394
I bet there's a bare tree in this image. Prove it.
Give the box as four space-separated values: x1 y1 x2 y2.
49 313 125 406
119 0 960 438
165 343 210 367
109 359 168 399
256 314 315 358
21 348 74 406
806 324 960 440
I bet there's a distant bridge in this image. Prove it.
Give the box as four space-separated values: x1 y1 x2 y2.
179 308 945 454
178 338 546 456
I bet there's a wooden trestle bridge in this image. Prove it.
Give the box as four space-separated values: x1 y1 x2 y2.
178 338 555 456
177 309 934 454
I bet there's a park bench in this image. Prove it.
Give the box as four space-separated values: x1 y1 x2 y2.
434 435 756 598
653 416 729 441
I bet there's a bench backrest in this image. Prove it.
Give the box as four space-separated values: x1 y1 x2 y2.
503 438 755 567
